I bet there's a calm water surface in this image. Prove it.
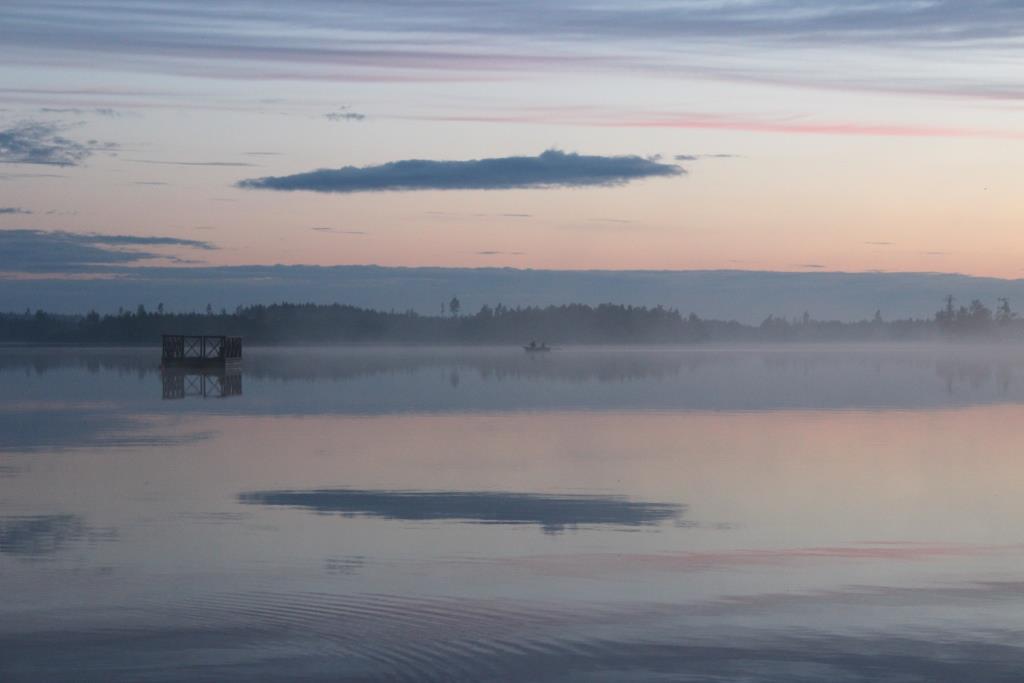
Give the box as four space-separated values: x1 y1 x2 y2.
2 345 1024 681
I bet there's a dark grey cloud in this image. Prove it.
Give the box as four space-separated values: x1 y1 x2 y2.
0 207 31 214
238 149 684 193
325 110 366 122
0 230 215 272
477 250 524 256
0 121 115 166
132 181 170 186
795 263 826 269
86 234 216 249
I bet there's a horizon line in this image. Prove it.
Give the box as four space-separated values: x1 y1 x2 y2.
1 264 1021 282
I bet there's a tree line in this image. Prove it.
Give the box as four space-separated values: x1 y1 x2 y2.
0 297 1019 345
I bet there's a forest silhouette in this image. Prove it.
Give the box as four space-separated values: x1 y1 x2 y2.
0 297 1018 345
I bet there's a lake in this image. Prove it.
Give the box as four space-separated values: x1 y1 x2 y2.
2 345 1024 681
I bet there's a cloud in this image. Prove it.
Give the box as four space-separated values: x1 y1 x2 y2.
425 211 533 219
675 153 739 161
38 107 119 117
238 149 684 193
429 109 1024 141
85 234 216 249
631 114 1024 139
0 230 216 272
325 109 366 122
311 227 366 235
477 250 525 256
0 172 67 181
0 0 1019 147
7 3 1024 61
6 0 1023 109
126 159 256 167
0 121 115 166
0 207 31 215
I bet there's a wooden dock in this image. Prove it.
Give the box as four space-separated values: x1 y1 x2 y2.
161 334 242 369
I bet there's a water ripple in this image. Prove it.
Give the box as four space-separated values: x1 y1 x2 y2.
5 588 1024 681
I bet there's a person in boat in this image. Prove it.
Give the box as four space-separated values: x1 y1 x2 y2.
528 340 537 350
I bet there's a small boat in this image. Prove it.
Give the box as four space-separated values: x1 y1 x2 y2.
523 342 551 352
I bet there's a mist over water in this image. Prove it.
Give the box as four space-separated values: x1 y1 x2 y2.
3 345 1024 681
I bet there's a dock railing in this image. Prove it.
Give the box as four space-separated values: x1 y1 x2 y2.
161 335 242 364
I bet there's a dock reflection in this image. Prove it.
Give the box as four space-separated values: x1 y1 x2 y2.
6 345 1024 413
161 369 243 400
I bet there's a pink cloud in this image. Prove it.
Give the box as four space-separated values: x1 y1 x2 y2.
414 108 1024 140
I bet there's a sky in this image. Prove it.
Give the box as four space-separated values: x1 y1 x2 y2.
1 0 1024 289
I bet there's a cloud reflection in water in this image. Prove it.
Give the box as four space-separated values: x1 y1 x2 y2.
239 488 685 533
0 514 116 557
